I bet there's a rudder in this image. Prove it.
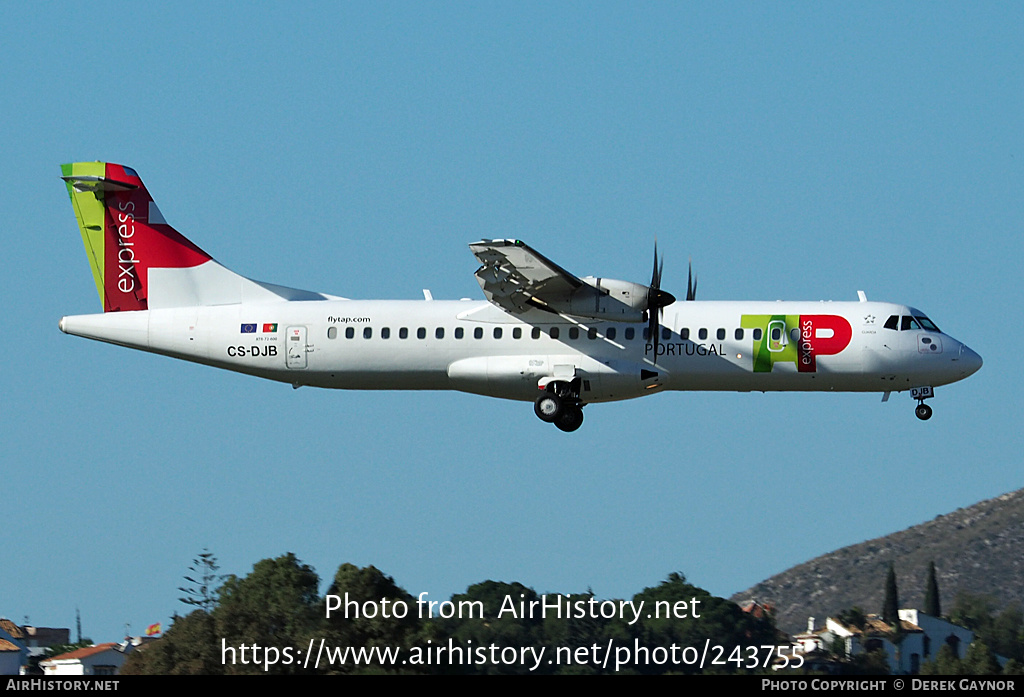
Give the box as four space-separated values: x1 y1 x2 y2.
61 162 212 312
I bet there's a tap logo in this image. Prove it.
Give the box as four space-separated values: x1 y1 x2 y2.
740 314 852 373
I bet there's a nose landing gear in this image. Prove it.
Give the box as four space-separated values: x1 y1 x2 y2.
534 379 585 432
911 385 934 421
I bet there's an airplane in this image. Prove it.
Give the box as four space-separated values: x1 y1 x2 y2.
58 162 982 432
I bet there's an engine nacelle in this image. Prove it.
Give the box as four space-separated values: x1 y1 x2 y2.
560 277 650 322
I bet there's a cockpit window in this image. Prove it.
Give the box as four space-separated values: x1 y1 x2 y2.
901 316 921 331
886 313 940 332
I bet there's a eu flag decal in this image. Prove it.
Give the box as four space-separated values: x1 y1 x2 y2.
240 324 257 333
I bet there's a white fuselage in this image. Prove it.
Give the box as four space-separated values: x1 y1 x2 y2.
59 298 982 405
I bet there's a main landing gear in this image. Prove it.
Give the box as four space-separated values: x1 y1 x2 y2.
534 380 585 432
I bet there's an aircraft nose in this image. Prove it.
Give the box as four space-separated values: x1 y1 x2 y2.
958 344 983 377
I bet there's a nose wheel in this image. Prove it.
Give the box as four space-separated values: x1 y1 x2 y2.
911 385 935 421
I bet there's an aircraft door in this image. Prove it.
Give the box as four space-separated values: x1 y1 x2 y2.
767 320 788 352
286 326 308 369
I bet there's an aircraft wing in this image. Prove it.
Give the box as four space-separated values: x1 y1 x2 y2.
469 239 585 315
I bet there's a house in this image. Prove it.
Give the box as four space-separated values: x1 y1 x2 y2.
39 641 135 676
897 609 974 665
0 620 28 676
0 618 72 675
814 609 974 675
0 637 26 676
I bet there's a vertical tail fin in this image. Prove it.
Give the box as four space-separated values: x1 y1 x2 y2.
63 162 333 310
61 162 212 312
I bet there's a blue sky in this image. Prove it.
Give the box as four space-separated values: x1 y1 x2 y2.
2 3 1021 642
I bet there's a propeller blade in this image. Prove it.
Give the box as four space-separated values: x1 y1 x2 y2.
686 259 697 302
647 241 675 364
651 243 661 289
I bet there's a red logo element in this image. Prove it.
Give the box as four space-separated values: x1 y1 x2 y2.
102 164 210 311
797 315 853 372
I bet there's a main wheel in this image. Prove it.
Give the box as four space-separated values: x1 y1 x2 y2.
915 403 933 421
554 405 584 432
534 393 562 423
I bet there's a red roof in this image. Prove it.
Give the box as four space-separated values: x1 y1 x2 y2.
45 643 119 662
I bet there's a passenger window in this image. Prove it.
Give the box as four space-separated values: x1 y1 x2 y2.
454 327 464 339
606 327 616 340
417 328 426 339
569 327 579 340
698 328 708 340
399 327 408 339
662 328 671 340
790 328 799 342
753 328 762 341
494 327 502 339
381 327 390 339
717 328 726 341
435 327 444 339
735 328 744 340
513 327 522 339
531 327 541 340
549 327 560 340
625 327 635 340
681 328 689 340
643 327 651 341
346 327 355 339
474 327 483 339
327 326 337 339
363 327 372 339
588 328 598 340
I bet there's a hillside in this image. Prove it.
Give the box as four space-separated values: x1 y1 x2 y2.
732 487 1024 635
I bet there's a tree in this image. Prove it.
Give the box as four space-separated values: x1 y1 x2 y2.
950 591 996 632
178 549 223 612
214 553 322 674
989 603 1024 662
924 561 941 617
120 610 221 675
882 564 899 626
933 643 964 675
963 640 1001 675
323 563 424 674
629 572 776 675
440 580 546 675
837 606 868 630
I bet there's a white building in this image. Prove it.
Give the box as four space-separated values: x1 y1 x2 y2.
820 609 974 674
898 609 974 666
39 642 134 676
